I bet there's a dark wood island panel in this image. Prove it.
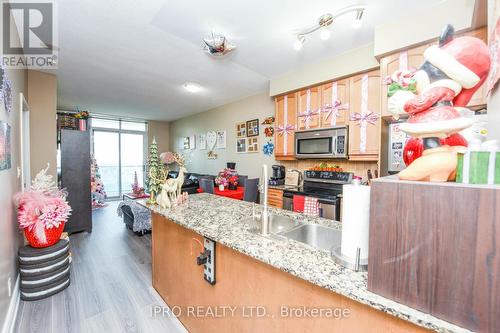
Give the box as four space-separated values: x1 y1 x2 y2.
368 177 500 332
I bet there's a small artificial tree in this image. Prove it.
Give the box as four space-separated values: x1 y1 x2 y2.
146 137 166 203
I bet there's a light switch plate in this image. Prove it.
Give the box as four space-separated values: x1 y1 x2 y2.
203 238 216 285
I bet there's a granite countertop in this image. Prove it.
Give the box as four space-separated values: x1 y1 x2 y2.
141 193 471 333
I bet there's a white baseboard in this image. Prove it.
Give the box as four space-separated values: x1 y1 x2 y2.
1 274 20 333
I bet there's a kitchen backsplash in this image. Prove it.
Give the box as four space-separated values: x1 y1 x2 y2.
279 160 378 180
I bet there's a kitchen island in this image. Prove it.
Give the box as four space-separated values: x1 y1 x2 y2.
144 193 470 333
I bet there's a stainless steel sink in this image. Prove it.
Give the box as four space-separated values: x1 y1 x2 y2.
245 214 299 235
280 224 341 252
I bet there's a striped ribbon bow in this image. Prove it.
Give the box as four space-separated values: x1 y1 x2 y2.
298 109 319 128
350 111 379 125
323 100 349 124
276 124 295 135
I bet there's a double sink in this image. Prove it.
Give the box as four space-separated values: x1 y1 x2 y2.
246 214 341 253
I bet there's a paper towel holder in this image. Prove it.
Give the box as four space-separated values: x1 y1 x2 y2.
331 247 368 272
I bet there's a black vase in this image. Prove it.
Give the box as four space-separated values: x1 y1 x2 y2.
229 184 237 190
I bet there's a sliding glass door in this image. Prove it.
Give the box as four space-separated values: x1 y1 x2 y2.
92 119 146 199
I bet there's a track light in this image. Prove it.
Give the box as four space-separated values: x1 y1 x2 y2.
319 27 331 40
293 36 305 51
352 9 364 29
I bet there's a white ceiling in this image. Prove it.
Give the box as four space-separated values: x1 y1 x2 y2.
54 0 441 121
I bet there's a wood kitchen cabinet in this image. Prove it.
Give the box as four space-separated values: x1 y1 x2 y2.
274 92 297 160
297 86 321 130
267 188 283 208
348 70 381 161
320 78 350 128
380 44 429 118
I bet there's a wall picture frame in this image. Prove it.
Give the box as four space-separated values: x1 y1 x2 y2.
236 138 247 153
246 119 259 137
0 121 12 171
247 136 259 153
183 136 190 150
216 130 226 149
236 122 246 138
189 134 196 150
198 134 207 150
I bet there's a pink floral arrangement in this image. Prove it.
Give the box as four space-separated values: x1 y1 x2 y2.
214 168 238 187
14 165 72 246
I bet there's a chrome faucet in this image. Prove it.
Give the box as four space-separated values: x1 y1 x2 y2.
258 164 270 236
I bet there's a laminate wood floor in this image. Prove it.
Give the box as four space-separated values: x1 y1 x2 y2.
13 201 188 333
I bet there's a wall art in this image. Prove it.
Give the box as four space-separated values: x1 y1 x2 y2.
261 116 275 125
263 141 274 156
183 137 190 150
246 119 259 137
216 130 226 149
236 138 247 153
236 122 246 137
0 122 11 170
189 134 196 149
247 136 259 153
198 134 207 150
1 65 12 114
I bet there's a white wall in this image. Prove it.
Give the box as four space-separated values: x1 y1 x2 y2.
169 92 275 178
0 36 26 332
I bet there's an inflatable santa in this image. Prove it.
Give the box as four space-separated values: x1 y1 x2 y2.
388 24 491 182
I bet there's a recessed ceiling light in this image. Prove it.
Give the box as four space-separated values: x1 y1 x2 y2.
319 27 331 40
183 82 203 93
293 36 305 51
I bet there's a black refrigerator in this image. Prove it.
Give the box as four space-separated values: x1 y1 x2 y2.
60 129 92 233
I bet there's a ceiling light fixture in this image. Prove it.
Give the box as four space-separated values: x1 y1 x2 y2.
319 27 331 40
183 82 203 93
293 35 305 51
352 9 364 29
203 33 236 57
293 5 366 49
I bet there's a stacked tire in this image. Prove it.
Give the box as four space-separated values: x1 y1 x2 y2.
18 238 71 301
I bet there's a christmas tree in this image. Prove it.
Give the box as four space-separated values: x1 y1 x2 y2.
131 171 144 196
90 156 107 208
146 137 166 203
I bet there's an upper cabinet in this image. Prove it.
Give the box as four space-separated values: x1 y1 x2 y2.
380 27 488 118
348 70 381 161
320 78 350 128
297 87 321 130
274 92 297 160
380 44 429 118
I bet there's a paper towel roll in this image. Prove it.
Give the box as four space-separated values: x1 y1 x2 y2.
341 184 371 260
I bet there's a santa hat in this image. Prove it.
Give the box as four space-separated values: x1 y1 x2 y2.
424 31 490 106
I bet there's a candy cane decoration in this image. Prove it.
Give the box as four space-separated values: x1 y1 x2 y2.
350 74 379 153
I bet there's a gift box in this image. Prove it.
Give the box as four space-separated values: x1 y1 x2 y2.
456 150 500 184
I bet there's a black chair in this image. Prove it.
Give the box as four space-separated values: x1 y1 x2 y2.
243 178 259 203
199 177 215 194
238 175 248 187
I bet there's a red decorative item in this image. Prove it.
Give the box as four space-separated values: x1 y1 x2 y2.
24 223 65 248
403 133 468 166
264 126 274 137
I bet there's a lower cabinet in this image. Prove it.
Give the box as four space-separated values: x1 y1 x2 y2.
267 188 283 208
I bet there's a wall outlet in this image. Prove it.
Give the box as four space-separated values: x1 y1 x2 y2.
7 277 12 297
17 166 21 179
203 238 216 285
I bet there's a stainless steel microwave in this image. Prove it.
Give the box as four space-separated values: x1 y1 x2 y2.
294 127 348 159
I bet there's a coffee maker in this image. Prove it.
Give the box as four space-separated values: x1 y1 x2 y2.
269 165 285 185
